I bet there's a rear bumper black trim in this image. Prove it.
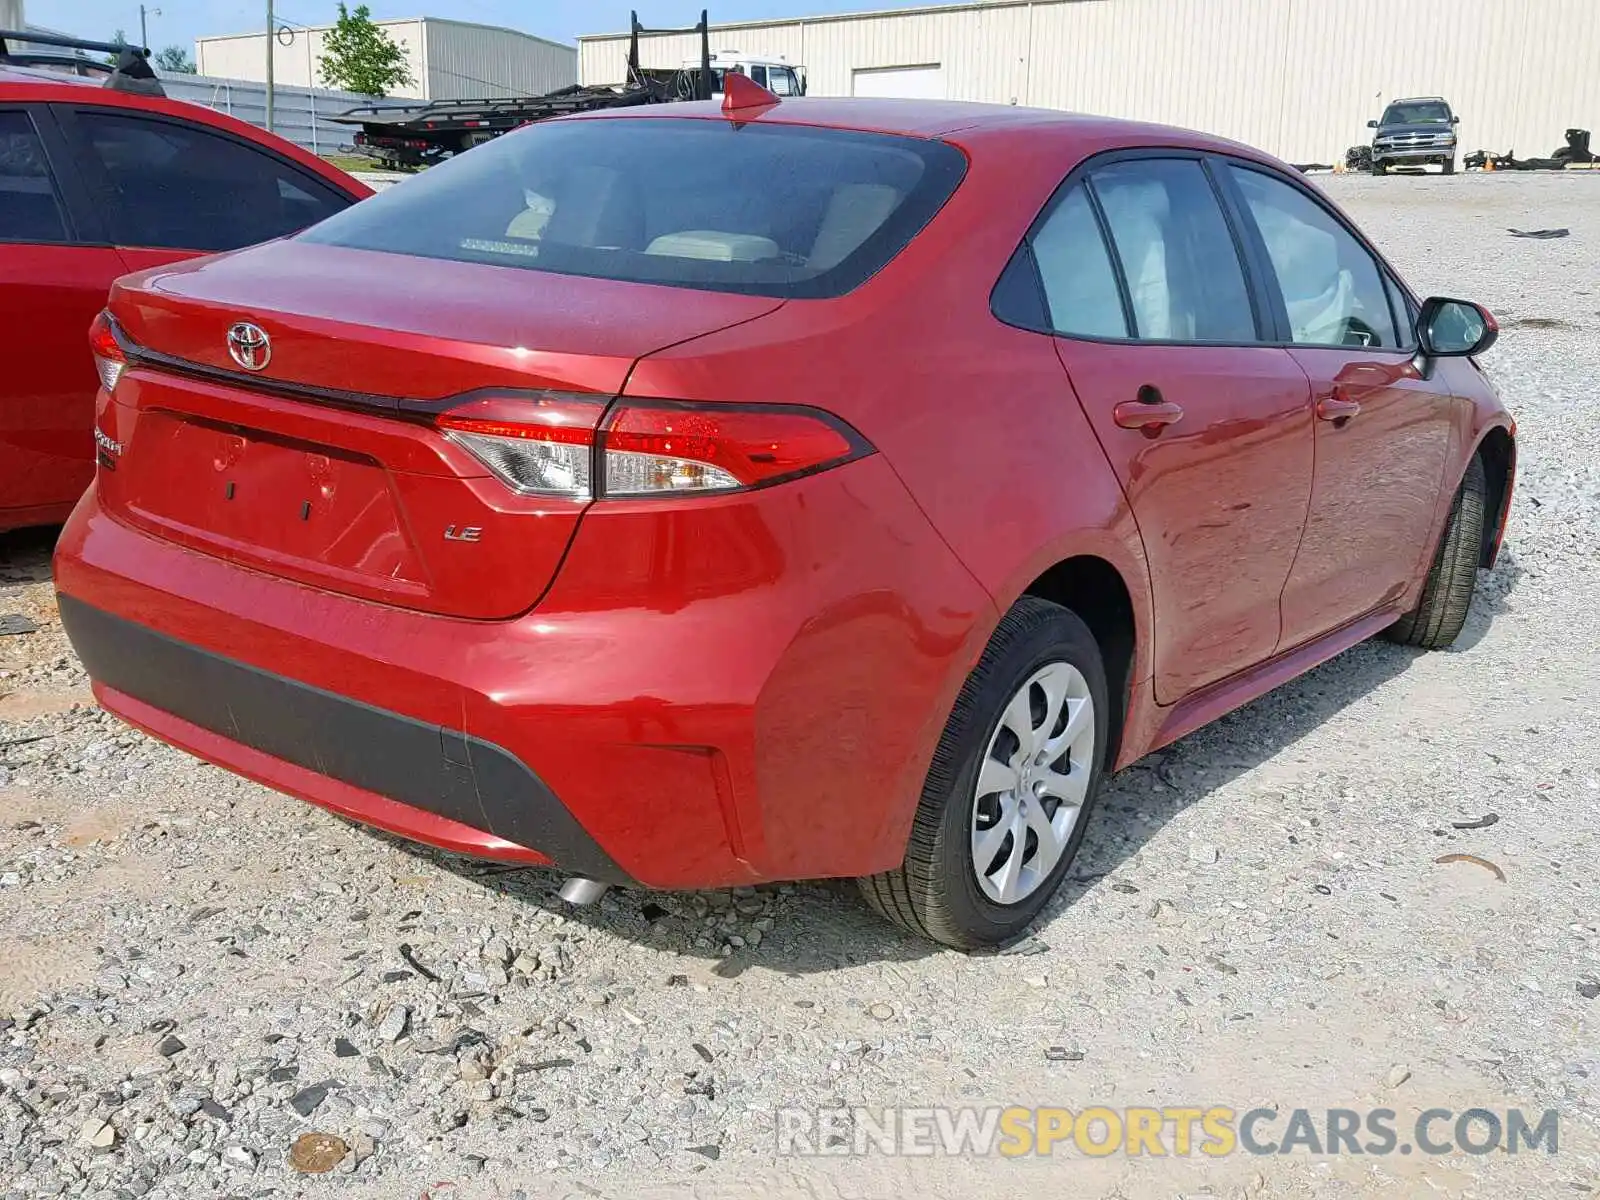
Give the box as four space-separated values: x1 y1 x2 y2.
57 594 630 883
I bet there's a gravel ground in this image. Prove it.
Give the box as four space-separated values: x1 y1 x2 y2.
2 172 1598 1200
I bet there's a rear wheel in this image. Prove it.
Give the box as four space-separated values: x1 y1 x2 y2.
858 598 1109 949
1386 455 1486 649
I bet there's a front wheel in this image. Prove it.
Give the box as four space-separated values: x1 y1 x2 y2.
1386 455 1486 649
858 598 1109 949
1442 157 1457 175
1371 160 1388 176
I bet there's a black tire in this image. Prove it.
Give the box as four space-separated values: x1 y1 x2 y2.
858 598 1110 949
1386 455 1486 649
1442 157 1456 175
1371 160 1388 176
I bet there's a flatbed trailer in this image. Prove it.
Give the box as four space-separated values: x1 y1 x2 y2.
332 11 715 170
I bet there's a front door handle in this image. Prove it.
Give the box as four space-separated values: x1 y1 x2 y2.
1316 392 1362 423
1113 388 1184 436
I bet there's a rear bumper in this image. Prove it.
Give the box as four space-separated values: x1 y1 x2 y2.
54 460 993 888
59 595 621 879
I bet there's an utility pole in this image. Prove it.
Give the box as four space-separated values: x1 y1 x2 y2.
138 5 159 51
264 0 275 132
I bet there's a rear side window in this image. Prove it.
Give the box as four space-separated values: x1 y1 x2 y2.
1090 158 1257 343
75 111 351 251
0 111 69 243
1030 184 1127 338
300 117 967 299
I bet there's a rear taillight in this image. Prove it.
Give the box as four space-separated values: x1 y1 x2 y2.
435 396 868 500
602 403 862 497
436 395 606 498
89 311 127 393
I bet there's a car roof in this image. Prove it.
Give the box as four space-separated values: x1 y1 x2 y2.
1388 96 1449 104
572 96 1274 161
0 66 374 199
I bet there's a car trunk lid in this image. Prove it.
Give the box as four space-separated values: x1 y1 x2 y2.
99 241 783 619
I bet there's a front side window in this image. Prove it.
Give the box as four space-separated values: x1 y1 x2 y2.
750 65 768 88
76 110 350 251
768 68 798 96
1089 158 1257 343
1030 184 1127 338
1230 166 1400 348
0 111 69 243
301 117 967 299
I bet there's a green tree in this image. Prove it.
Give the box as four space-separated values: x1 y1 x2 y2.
153 45 196 74
317 3 414 97
101 28 129 67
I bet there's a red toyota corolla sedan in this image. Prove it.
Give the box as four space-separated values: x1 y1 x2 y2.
54 86 1514 948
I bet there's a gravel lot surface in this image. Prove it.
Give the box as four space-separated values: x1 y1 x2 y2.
2 172 1597 1199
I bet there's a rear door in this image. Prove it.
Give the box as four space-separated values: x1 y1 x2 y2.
54 104 356 272
1221 162 1457 647
0 104 124 522
1030 154 1315 704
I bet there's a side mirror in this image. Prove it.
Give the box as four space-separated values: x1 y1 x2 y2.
1367 119 1378 128
1451 115 1460 124
1417 297 1498 358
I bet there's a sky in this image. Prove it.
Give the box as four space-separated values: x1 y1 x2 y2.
27 0 951 52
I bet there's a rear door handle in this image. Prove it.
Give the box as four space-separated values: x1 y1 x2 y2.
1316 392 1362 423
1113 388 1184 435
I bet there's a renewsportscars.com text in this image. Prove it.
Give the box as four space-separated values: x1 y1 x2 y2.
776 1105 1560 1158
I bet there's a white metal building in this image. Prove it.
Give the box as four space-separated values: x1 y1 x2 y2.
196 16 575 102
580 0 1600 164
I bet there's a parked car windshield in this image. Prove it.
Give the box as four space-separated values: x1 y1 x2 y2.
300 116 967 299
1380 101 1452 124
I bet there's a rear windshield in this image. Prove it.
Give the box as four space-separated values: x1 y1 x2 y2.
301 116 966 298
1381 101 1452 124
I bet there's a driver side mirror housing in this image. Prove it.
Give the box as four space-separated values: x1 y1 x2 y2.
1367 119 1378 128
1417 296 1498 359
1451 115 1460 124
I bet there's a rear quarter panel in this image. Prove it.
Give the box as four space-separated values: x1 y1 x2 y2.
622 123 1159 810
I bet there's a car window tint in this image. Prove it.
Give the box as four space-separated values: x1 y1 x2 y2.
1381 101 1451 124
0 111 70 243
1230 166 1400 349
77 111 350 252
1089 158 1256 343
300 117 967 300
1030 184 1127 338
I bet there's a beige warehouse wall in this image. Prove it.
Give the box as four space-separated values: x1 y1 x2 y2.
193 19 578 102
197 20 427 99
579 0 1600 163
421 22 576 99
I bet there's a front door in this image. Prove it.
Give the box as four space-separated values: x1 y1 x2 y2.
0 106 125 525
1031 156 1315 704
1222 164 1459 648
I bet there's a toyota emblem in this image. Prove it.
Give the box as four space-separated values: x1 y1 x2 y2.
226 322 271 372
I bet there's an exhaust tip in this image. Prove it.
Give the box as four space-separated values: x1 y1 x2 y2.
557 876 609 906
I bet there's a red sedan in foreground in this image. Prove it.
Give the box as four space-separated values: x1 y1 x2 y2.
55 82 1514 948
